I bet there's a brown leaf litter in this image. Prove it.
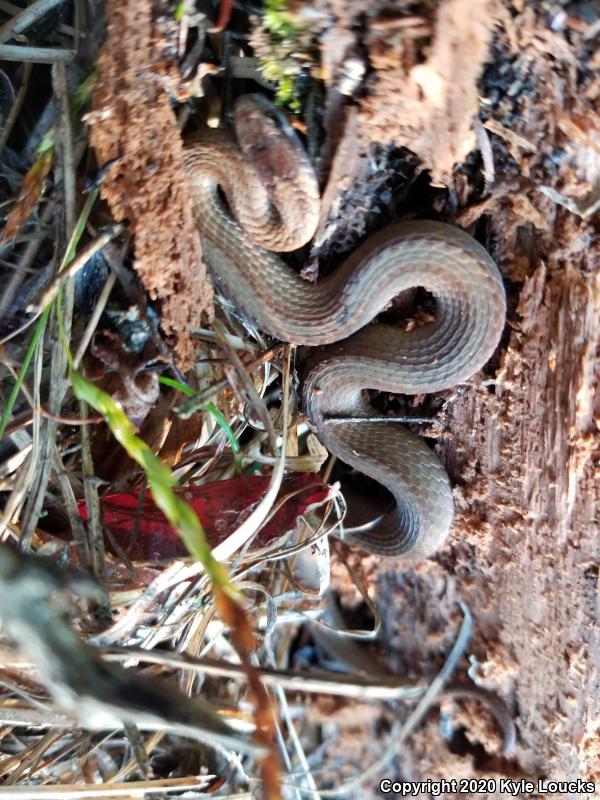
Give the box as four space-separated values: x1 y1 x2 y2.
87 0 213 369
1 148 54 244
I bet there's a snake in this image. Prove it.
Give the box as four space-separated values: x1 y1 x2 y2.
183 94 506 559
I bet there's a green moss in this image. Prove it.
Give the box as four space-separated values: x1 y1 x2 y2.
255 0 313 113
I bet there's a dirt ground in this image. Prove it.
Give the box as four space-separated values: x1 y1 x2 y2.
309 0 599 794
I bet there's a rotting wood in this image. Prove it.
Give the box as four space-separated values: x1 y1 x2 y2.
88 0 213 368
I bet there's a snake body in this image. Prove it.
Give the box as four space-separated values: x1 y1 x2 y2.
184 95 506 558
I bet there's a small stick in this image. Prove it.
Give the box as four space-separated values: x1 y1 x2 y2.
26 225 124 313
0 61 31 158
0 201 56 326
104 646 424 702
73 272 116 368
0 44 75 63
36 406 103 425
0 0 67 42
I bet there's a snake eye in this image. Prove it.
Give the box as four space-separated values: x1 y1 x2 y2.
262 108 280 124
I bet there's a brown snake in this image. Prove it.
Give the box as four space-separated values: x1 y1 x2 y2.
184 95 506 558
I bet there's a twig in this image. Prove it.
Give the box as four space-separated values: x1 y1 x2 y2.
0 776 216 798
0 0 67 42
209 0 233 32
106 731 164 785
36 406 102 425
73 263 118 578
0 0 77 37
0 61 32 158
264 635 321 800
0 256 39 273
0 355 35 409
54 63 76 236
192 326 260 353
18 64 77 550
103 646 423 702
0 201 55 324
73 271 116 368
0 451 33 538
218 340 278 454
27 224 124 313
90 561 191 646
15 308 46 547
51 448 91 570
0 409 33 440
539 184 600 219
483 117 536 153
0 44 75 62
0 706 73 727
1 729 65 784
79 396 105 578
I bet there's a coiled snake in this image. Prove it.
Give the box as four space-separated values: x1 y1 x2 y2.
184 95 506 558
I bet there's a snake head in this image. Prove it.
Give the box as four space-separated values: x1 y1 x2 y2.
234 94 318 202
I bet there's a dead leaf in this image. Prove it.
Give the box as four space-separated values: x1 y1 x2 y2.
2 148 53 243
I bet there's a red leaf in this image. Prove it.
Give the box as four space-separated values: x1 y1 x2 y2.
77 474 330 561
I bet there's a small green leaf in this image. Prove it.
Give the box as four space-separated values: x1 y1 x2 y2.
158 375 197 397
205 402 240 455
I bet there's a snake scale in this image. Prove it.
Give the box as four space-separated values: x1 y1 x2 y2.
184 95 506 558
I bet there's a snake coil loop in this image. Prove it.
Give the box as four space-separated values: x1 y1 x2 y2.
184 95 506 558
